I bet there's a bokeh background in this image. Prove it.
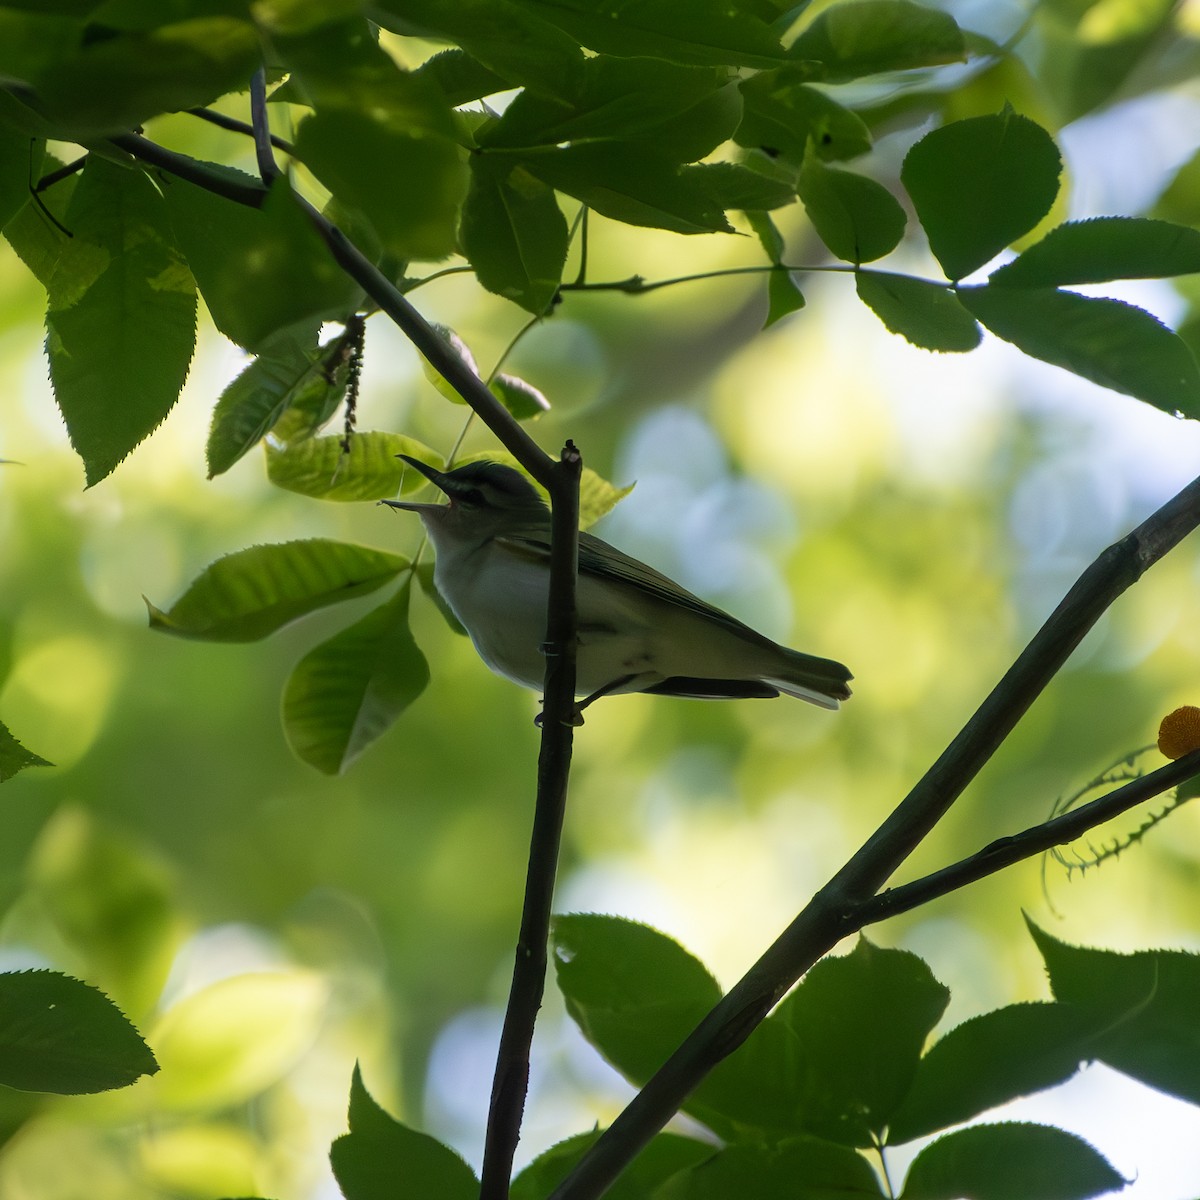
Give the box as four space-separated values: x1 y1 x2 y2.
5 11 1200 1198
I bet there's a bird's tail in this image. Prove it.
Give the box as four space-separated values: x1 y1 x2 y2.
765 649 853 710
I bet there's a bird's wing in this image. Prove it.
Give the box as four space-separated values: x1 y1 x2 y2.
496 529 773 646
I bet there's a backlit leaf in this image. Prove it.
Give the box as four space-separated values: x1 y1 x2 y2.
736 71 871 163
266 433 443 501
490 373 551 419
0 720 51 782
856 272 980 351
798 153 905 263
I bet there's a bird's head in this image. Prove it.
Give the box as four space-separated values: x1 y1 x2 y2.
381 456 547 546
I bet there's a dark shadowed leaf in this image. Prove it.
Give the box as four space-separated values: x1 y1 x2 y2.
788 0 966 81
147 540 409 642
0 721 51 782
283 581 429 774
901 110 1062 280
461 157 568 314
0 970 157 1094
686 161 797 213
330 1064 477 1199
856 272 980 351
736 71 871 163
960 285 1200 418
668 1139 883 1199
413 48 509 105
989 217 1200 288
902 1122 1125 1200
45 157 196 486
267 433 443 501
0 128 40 229
774 937 949 1146
888 1003 1094 1144
798 153 905 263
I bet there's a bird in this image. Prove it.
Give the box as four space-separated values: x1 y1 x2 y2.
382 456 852 719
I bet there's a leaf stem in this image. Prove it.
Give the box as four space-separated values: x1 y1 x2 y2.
558 261 859 296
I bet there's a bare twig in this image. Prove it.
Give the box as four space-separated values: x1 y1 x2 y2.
249 69 281 185
187 105 297 155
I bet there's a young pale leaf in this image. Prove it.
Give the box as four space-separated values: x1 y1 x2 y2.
522 0 786 68
460 158 568 314
283 582 429 774
294 109 468 261
163 174 361 351
766 268 806 327
774 937 949 1147
266 433 443 501
331 1065 477 1200
901 111 1062 280
511 1132 712 1200
527 144 733 234
1029 921 1200 1107
959 285 1200 418
33 17 260 136
887 1003 1093 1144
45 157 196 487
207 323 322 478
553 915 721 1089
856 272 980 351
989 217 1200 288
798 154 906 263
902 1122 1125 1200
736 72 871 163
790 0 965 80
0 721 51 782
0 970 157 1094
147 540 409 642
667 1139 884 1199
490 373 550 419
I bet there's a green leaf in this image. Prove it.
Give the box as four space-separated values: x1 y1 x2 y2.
1154 144 1200 228
0 720 51 782
2 151 77 287
490 373 550 419
293 108 468 262
668 1139 884 1199
527 144 733 234
512 1131 712 1200
163 173 361 351
461 158 568 314
735 71 871 163
765 267 806 327
516 0 786 68
480 57 741 163
901 1122 1125 1200
856 272 980 351
33 17 259 136
147 539 409 642
788 0 966 80
989 217 1200 288
775 937 950 1146
686 161 797 213
747 209 786 262
1029 922 1200 1108
330 1064 477 1200
798 153 905 263
0 970 157 1094
888 1004 1093 1144
283 582 429 774
267 433 443 502
207 323 323 478
553 914 721 1087
901 111 1063 280
959 285 1200 418
0 128 39 230
45 157 196 487
413 48 509 106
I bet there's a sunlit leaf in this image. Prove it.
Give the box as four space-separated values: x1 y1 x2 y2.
490 373 550 419
0 719 51 781
45 157 196 486
147 540 410 642
989 217 1200 288
960 285 1200 418
788 0 966 80
151 971 325 1110
330 1065 477 1200
856 272 980 351
901 110 1062 280
461 158 568 314
266 432 443 501
0 970 157 1094
902 1122 1124 1200
798 152 905 263
282 581 429 774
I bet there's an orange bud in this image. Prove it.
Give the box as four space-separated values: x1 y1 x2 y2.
1158 706 1200 759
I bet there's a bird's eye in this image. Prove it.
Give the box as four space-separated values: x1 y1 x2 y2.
458 487 486 506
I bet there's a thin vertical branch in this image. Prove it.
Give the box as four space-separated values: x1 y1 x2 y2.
249 68 281 185
480 441 583 1199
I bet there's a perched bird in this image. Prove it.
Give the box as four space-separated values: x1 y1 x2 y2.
383 457 851 717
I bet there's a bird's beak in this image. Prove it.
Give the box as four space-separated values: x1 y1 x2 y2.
379 455 449 514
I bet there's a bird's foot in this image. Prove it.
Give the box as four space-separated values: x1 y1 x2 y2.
534 707 585 728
